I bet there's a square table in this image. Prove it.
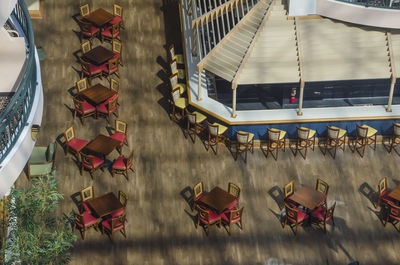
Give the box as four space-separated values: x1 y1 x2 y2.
388 184 400 201
83 8 114 27
289 186 326 211
86 192 124 218
82 46 115 66
79 84 116 105
198 186 237 214
84 134 120 156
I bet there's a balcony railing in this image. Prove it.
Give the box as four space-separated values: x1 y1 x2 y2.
336 0 400 9
0 0 37 164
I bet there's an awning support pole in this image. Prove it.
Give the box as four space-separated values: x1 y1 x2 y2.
297 80 305 116
232 82 237 118
387 75 396 112
197 65 203 101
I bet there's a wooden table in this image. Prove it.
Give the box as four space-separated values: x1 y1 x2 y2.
86 192 123 218
84 134 120 156
198 186 236 214
388 184 400 201
289 186 326 210
82 46 115 65
79 84 116 105
83 8 114 27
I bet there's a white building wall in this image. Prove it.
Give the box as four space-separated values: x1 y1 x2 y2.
288 0 316 16
0 0 18 27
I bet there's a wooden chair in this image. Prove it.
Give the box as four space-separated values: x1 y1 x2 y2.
324 125 347 159
221 207 244 235
111 190 128 219
281 180 294 209
196 205 221 235
377 177 395 208
170 73 186 95
27 142 56 180
79 57 103 85
192 182 205 211
80 4 90 17
78 19 99 44
283 204 309 235
112 151 134 180
110 120 129 153
315 178 329 197
389 122 400 153
110 4 124 29
104 78 119 105
101 212 127 241
310 202 336 233
383 203 400 230
170 87 188 120
103 57 120 79
235 131 254 163
185 109 206 143
228 182 240 205
80 186 94 213
80 40 91 55
170 59 185 80
353 123 377 158
73 97 96 125
169 44 184 64
295 126 316 159
112 39 123 66
74 212 99 240
79 153 105 179
101 23 121 43
63 126 88 162
76 78 88 93
266 128 286 160
206 121 227 155
96 96 119 123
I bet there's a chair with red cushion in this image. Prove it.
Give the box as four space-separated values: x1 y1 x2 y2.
74 212 99 240
111 190 128 219
377 177 395 208
80 186 94 214
101 212 127 241
383 203 400 230
110 120 128 153
63 126 88 162
283 204 309 235
221 206 244 235
196 205 221 235
192 182 205 211
79 57 103 85
73 96 96 125
110 4 124 29
103 57 120 79
112 39 123 66
310 202 336 233
228 182 240 208
79 152 104 179
96 96 119 123
101 23 121 43
78 18 99 44
281 180 295 209
112 151 134 180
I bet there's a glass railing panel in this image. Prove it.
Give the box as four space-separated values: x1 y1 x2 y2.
336 0 400 9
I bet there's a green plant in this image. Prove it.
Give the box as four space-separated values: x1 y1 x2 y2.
3 170 76 265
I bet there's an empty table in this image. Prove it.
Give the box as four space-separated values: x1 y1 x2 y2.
198 186 237 214
86 192 123 218
84 134 120 156
388 184 400 201
79 83 116 105
82 46 115 65
289 186 326 211
83 8 114 27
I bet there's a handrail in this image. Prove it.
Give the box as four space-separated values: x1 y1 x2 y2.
0 0 37 164
335 0 400 9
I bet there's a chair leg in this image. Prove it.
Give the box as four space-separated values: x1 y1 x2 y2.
324 141 328 156
374 134 377 150
215 137 219 155
389 137 394 153
333 144 337 159
353 137 358 153
207 134 211 151
304 145 308 159
283 216 287 228
361 141 366 158
244 148 248 163
235 144 239 161
275 147 279 161
295 141 299 156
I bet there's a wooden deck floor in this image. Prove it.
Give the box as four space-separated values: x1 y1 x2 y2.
16 0 400 264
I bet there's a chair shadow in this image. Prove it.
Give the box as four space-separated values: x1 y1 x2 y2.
70 191 82 212
358 182 378 208
367 206 387 227
67 86 77 97
71 65 82 78
180 186 193 210
105 125 114 136
56 133 66 153
391 178 400 186
268 208 283 226
64 103 76 120
72 49 82 64
268 186 284 210
156 55 169 73
184 209 197 228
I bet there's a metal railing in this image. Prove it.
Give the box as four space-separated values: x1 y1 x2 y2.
0 0 37 164
336 0 400 9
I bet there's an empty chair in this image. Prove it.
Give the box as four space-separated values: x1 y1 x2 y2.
185 110 206 143
79 4 90 17
206 121 228 155
353 123 377 158
235 131 254 163
169 44 184 64
80 186 94 213
79 153 105 179
73 96 96 125
283 204 309 235
79 57 103 85
221 207 244 235
101 212 127 241
310 202 336 233
74 212 99 240
103 57 120 79
192 181 205 211
266 128 286 160
315 178 329 197
295 126 316 159
80 40 91 54
110 4 124 29
101 23 121 43
227 182 240 209
63 126 88 162
112 151 134 180
324 125 347 159
76 78 88 93
389 122 400 153
383 203 400 230
111 190 128 218
170 87 188 120
170 59 185 80
110 120 129 153
105 78 119 105
377 177 395 208
281 180 294 209
112 39 123 66
96 96 119 123
78 19 99 44
196 205 221 235
27 142 56 180
169 73 186 95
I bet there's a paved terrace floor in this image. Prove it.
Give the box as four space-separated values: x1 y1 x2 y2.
14 0 400 264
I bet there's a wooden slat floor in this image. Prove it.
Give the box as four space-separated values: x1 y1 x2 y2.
14 0 400 264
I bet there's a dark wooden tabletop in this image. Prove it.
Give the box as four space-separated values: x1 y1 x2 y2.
86 192 124 218
198 186 236 214
84 134 120 156
289 186 326 210
83 8 114 27
82 45 115 66
79 83 116 105
388 184 400 201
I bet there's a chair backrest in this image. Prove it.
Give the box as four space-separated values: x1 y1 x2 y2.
169 44 176 59
297 126 310 140
316 178 329 196
118 190 128 207
80 4 90 17
64 126 75 143
268 128 281 141
80 186 94 202
75 213 85 226
283 181 294 199
193 182 203 200
378 177 387 196
187 110 197 125
325 201 336 221
46 142 56 162
356 123 368 138
285 204 299 223
169 73 178 89
81 41 91 54
126 150 134 169
112 39 122 55
327 126 339 139
108 96 118 112
113 4 123 18
81 153 95 168
171 87 181 103
196 205 211 223
73 97 85 112
207 122 219 136
393 123 400 136
170 60 178 74
76 78 88 93
79 57 91 73
115 120 127 134
236 131 249 144
110 212 126 231
228 182 241 199
229 206 244 224
108 57 119 71
110 78 119 93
